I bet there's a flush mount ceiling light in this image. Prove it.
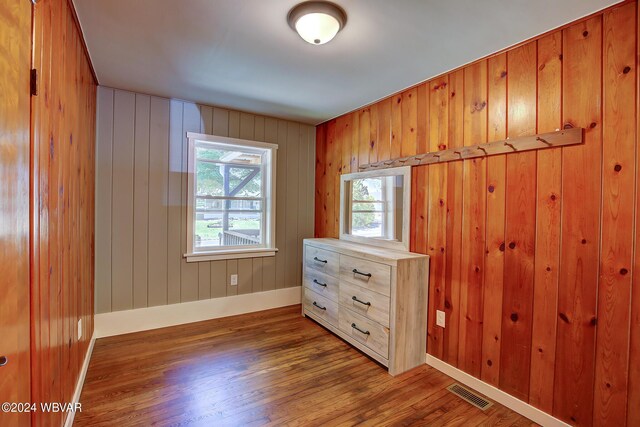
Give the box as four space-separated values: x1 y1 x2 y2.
287 1 347 45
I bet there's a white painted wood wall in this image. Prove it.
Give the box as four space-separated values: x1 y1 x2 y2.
95 86 315 313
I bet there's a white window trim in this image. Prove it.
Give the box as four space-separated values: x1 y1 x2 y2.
184 132 278 262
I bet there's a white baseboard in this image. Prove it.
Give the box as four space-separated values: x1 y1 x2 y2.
64 335 95 427
94 286 302 338
425 354 570 427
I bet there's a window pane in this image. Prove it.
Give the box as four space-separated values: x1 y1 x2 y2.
352 201 383 212
195 146 225 160
195 211 262 248
196 162 262 198
195 213 224 248
214 149 262 166
352 177 383 201
229 167 261 197
196 199 262 212
196 161 224 196
345 174 403 242
351 212 384 238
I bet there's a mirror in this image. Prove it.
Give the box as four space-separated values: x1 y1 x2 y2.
340 167 411 251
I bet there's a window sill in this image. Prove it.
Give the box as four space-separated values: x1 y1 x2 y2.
184 248 278 262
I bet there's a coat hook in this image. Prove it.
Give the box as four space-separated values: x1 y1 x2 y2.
536 136 552 146
384 160 394 166
504 141 517 151
454 150 463 158
432 153 441 160
477 146 488 155
398 158 408 164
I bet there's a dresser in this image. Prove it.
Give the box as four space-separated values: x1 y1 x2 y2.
302 238 429 375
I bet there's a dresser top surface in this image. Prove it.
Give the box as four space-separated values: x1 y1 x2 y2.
304 238 428 263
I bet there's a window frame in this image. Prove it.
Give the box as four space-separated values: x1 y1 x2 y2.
184 132 278 262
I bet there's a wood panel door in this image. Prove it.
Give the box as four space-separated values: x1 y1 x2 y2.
0 0 32 426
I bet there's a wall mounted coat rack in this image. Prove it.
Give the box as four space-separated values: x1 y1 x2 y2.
358 128 584 171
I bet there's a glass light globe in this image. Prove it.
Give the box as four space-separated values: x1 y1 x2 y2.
295 12 340 45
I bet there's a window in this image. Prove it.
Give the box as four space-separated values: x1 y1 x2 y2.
340 167 411 251
185 132 277 262
350 176 399 239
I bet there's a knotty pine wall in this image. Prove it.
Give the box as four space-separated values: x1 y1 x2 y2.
30 0 97 426
315 2 639 426
95 87 315 313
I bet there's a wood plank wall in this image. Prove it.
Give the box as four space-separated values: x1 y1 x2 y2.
30 0 97 426
0 0 32 426
314 2 639 425
95 87 315 313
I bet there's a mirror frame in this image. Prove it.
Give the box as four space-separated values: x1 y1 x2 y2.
339 166 412 252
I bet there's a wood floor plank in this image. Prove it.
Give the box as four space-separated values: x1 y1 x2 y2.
76 306 533 426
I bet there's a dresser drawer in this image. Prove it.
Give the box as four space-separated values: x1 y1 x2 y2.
303 267 338 302
339 281 390 327
304 288 338 327
339 307 389 359
305 245 339 277
339 254 391 297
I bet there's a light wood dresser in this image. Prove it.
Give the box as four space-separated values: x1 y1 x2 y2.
302 238 429 375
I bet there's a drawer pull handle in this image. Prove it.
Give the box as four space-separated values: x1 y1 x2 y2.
312 301 326 310
313 279 327 287
352 296 371 306
352 268 372 278
314 256 328 264
351 323 370 335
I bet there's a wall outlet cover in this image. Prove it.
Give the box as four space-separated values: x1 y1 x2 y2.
230 274 238 286
436 310 446 328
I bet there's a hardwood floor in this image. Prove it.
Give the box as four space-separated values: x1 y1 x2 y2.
75 305 535 426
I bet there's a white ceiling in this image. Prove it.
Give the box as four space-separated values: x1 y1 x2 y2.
74 0 620 125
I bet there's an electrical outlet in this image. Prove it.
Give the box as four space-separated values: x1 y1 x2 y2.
77 319 83 340
436 310 446 328
230 274 238 286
